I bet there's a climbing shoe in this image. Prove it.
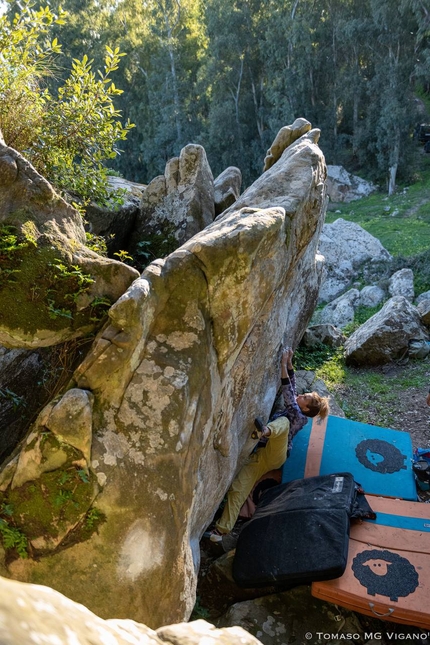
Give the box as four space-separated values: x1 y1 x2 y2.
251 417 265 440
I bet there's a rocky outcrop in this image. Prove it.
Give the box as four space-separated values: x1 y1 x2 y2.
2 126 327 627
214 167 242 215
318 219 391 303
0 143 139 349
344 296 429 365
0 575 261 645
326 165 376 202
263 118 311 172
129 143 215 256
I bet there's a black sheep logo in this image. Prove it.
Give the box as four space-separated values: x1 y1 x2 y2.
352 549 419 601
355 439 407 474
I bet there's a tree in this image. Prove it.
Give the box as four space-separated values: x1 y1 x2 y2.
0 0 133 203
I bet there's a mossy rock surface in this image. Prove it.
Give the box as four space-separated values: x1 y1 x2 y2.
4 461 98 552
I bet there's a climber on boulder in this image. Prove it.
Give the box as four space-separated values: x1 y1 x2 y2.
207 348 329 542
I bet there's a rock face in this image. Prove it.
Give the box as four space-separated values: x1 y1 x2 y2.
129 143 215 256
84 176 146 255
0 142 139 349
217 587 371 645
1 127 327 628
326 165 376 202
344 296 429 365
0 575 261 645
318 218 391 303
263 118 311 172
214 166 242 215
0 340 92 463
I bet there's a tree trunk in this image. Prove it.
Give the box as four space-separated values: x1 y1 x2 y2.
388 129 400 195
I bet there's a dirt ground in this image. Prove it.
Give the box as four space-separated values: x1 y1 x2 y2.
332 360 430 450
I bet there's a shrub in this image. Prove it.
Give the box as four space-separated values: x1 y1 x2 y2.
0 1 134 205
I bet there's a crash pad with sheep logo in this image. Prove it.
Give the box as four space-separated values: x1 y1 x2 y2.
352 549 419 601
355 439 407 474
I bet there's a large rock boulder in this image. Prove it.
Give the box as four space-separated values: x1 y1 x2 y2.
0 143 139 349
214 166 242 215
344 296 429 365
0 575 261 645
1 125 327 628
318 219 391 303
129 144 215 256
326 165 376 202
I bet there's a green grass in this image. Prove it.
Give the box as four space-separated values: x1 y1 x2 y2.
326 160 430 256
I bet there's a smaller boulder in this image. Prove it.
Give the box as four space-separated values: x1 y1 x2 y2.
326 165 376 202
45 388 94 463
318 259 354 304
318 289 360 329
301 324 346 348
388 268 414 301
417 299 430 326
344 296 428 366
359 285 385 308
416 290 430 305
214 167 242 215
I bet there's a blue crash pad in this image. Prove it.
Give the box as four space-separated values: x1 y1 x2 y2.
282 415 416 501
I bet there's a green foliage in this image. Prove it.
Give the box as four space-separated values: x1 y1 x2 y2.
83 507 104 530
342 304 384 336
77 469 89 483
0 224 36 289
0 387 25 409
0 505 28 558
0 1 134 204
190 595 210 621
295 343 338 372
85 232 109 256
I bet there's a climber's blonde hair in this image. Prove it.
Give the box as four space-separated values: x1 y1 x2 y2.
306 392 330 420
